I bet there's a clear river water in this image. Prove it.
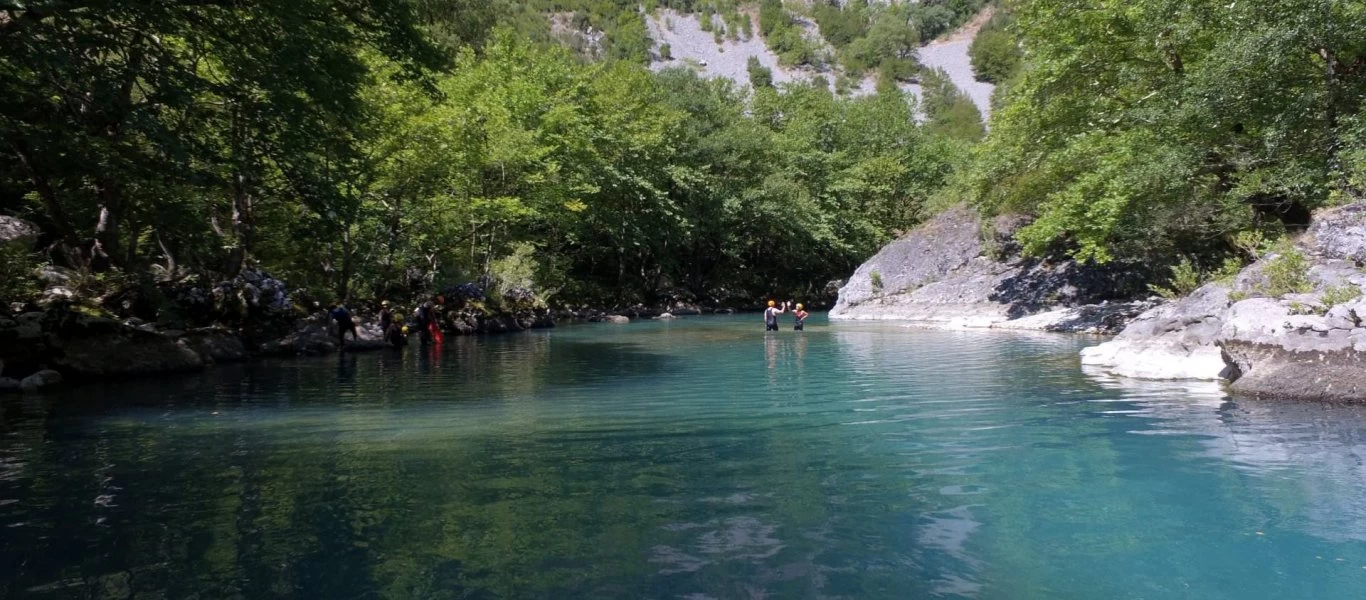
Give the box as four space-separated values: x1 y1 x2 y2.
4 314 1366 599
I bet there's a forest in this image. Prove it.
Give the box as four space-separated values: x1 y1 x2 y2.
4 0 1364 314
0 0 979 313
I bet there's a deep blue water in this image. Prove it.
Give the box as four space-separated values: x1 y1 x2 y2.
4 314 1366 598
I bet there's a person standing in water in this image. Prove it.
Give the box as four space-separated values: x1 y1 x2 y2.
378 300 393 333
329 303 359 349
792 303 809 331
764 300 787 331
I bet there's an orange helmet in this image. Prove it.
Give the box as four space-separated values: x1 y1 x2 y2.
767 300 776 307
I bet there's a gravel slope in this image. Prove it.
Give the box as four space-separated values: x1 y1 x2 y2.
646 8 994 122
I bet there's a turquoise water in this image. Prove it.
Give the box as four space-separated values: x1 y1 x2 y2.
4 314 1366 598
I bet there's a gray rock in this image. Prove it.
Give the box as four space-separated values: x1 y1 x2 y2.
53 328 204 376
1306 202 1366 263
654 312 677 320
830 206 1151 327
19 369 63 392
35 265 76 288
592 315 630 324
37 286 75 308
1324 304 1358 331
178 330 248 364
0 377 19 393
0 215 39 250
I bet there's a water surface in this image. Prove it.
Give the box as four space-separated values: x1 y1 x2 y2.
4 315 1366 598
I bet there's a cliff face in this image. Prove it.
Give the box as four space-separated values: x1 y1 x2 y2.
830 206 1153 332
1084 202 1366 402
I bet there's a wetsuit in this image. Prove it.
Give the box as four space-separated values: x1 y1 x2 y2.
414 304 432 345
793 310 808 331
385 322 407 348
764 307 780 331
379 308 393 332
330 306 358 346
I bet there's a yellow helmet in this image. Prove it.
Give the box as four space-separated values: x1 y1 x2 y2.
796 303 804 310
401 326 409 334
767 300 776 307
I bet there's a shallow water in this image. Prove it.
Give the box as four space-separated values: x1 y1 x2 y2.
4 315 1366 599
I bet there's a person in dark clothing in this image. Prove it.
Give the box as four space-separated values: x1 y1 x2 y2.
792 303 809 331
378 300 393 333
413 302 432 345
385 322 408 348
763 300 787 331
330 304 358 349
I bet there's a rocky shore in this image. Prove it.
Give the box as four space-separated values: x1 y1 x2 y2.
1085 203 1366 401
828 206 1156 334
832 201 1366 402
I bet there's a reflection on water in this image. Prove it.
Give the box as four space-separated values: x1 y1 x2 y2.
4 315 1366 598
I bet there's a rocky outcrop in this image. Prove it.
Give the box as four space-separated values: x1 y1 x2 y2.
830 206 1152 332
1080 284 1232 380
0 215 40 250
1086 202 1366 401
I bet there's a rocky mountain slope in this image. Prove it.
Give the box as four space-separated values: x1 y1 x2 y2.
645 8 994 120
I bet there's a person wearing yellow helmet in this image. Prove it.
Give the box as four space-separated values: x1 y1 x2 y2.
793 303 809 331
764 299 787 331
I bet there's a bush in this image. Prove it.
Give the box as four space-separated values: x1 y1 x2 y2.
1258 240 1312 297
968 27 1021 84
0 246 42 308
659 43 672 60
1321 283 1362 307
870 269 883 292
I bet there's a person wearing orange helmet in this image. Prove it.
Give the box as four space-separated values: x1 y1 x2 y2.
763 299 787 331
792 303 809 331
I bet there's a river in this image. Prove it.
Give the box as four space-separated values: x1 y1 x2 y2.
3 315 1366 598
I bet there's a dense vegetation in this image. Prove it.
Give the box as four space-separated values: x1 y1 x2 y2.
0 0 971 312
955 0 1366 282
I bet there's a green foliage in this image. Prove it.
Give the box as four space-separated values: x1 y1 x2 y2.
968 12 1021 84
660 43 673 60
870 269 883 292
1 1 971 310
1148 256 1242 299
921 68 986 143
747 56 774 88
1321 283 1362 308
0 246 42 306
1257 240 1313 298
957 0 1366 266
1149 258 1204 300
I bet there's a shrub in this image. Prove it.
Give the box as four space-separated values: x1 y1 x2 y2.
1149 257 1203 300
968 27 1021 84
1321 283 1362 307
870 269 883 292
0 246 42 308
659 43 672 60
1258 239 1312 297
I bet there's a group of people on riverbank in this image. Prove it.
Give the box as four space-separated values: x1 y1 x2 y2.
764 300 809 331
327 298 447 351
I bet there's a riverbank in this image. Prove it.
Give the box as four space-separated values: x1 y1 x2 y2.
832 201 1366 402
828 206 1158 334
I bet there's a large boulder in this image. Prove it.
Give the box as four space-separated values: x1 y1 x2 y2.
0 215 39 250
52 327 204 376
1086 201 1366 400
830 206 1151 328
178 329 248 364
19 369 63 392
1080 284 1232 379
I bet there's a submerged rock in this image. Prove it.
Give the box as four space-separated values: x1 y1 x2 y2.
830 206 1151 330
19 369 63 392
